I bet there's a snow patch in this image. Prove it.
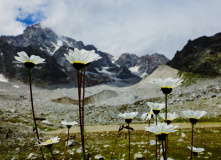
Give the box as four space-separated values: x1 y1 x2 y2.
46 47 53 55
50 39 64 55
97 67 112 74
59 36 73 47
129 66 139 73
129 66 148 78
13 85 20 88
0 74 8 82
57 39 63 46
112 57 119 63
96 67 121 81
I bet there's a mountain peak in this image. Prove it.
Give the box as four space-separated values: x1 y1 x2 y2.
0 24 169 87
167 33 221 75
113 52 169 78
1 24 85 56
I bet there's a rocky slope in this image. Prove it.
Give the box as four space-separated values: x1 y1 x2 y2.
167 33 221 75
0 65 220 128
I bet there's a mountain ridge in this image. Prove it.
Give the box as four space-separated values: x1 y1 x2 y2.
0 24 168 87
167 33 221 76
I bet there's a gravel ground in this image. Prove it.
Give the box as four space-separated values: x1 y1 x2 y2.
0 64 221 128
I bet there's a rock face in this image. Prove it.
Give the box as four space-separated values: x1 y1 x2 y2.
113 53 169 77
0 39 68 86
0 24 139 87
167 33 221 75
0 24 168 87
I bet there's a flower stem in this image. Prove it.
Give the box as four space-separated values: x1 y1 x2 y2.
159 141 161 158
156 114 158 125
156 135 158 160
165 93 168 123
61 127 70 159
77 70 86 160
128 123 131 160
28 68 45 160
162 140 166 160
191 124 194 160
82 67 86 127
48 148 56 160
82 67 86 158
166 135 169 156
145 131 149 160
165 93 168 156
155 114 158 160
146 120 150 160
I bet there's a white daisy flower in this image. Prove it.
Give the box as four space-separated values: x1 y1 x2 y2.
150 77 183 94
61 120 78 128
64 48 101 70
188 146 205 156
159 112 178 124
39 136 60 148
14 51 45 68
145 122 178 141
141 110 153 120
182 110 207 125
146 102 165 115
118 112 138 124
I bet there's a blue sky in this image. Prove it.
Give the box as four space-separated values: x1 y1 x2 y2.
1 0 221 59
16 9 45 26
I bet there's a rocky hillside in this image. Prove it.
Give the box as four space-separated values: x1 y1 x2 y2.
111 53 169 77
0 24 169 87
167 33 221 76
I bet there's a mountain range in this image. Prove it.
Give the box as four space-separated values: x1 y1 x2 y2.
0 24 169 87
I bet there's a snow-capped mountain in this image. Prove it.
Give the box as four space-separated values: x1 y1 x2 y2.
111 53 169 78
0 24 168 87
0 24 85 56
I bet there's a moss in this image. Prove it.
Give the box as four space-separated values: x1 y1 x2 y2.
177 70 208 86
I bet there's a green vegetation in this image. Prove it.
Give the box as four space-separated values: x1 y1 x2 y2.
1 127 220 159
177 70 207 86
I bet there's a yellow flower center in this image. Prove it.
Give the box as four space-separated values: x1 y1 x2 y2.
157 132 168 135
189 117 198 119
49 140 53 143
24 61 35 64
161 87 173 89
148 112 151 114
72 61 86 65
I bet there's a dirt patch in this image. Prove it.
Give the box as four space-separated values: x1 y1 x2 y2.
51 90 118 105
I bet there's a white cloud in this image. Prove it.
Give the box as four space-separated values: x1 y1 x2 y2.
0 0 46 35
1 0 221 59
